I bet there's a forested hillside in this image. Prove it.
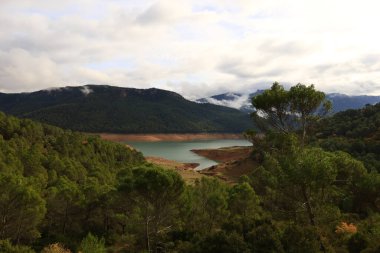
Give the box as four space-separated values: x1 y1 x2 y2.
0 85 252 133
0 111 146 251
316 103 380 172
1 84 379 252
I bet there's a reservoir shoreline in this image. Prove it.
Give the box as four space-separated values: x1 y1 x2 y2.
97 133 244 142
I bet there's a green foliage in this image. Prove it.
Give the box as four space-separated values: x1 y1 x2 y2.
79 233 106 253
252 82 331 143
196 231 249 253
347 233 369 253
246 223 284 253
187 177 229 234
245 131 377 251
316 103 380 172
116 165 186 252
0 239 35 253
227 182 262 237
281 225 321 253
252 82 290 132
0 97 379 253
318 103 380 138
0 112 144 249
352 172 380 215
0 174 46 243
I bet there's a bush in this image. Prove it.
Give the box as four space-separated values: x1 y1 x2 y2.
0 240 35 253
79 233 106 253
41 243 71 253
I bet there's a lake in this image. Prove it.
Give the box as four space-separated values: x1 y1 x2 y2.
125 139 252 170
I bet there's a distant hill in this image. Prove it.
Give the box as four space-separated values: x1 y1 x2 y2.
197 90 264 113
318 102 380 138
197 91 380 113
316 103 380 172
0 85 252 133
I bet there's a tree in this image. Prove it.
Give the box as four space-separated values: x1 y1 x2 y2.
252 82 291 133
118 165 185 253
0 174 46 244
79 233 106 253
251 82 331 144
227 182 262 239
187 177 229 235
289 83 332 143
281 224 321 253
197 231 249 253
249 135 366 252
0 239 35 253
44 176 84 238
246 223 284 253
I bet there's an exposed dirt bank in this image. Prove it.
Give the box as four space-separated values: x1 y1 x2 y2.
97 133 244 142
195 146 256 184
191 146 252 162
146 156 203 184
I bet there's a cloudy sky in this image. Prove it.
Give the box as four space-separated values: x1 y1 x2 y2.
0 0 379 98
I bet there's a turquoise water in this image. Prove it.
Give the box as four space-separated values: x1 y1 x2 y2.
125 139 252 170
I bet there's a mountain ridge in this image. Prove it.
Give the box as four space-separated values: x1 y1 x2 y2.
0 85 253 133
197 91 380 113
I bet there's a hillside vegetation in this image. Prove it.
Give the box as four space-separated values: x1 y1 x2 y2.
1 83 379 253
0 85 252 133
316 103 380 172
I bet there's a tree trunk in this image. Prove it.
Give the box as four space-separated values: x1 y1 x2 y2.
301 186 315 226
301 186 326 253
301 116 307 146
62 201 69 235
145 207 151 253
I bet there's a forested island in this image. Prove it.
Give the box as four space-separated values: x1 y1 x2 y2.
0 83 379 253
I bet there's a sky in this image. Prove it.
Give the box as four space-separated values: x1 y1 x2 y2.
0 0 380 98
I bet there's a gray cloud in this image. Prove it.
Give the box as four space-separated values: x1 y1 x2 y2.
0 0 379 96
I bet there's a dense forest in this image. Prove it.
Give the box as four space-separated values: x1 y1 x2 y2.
315 103 380 172
0 85 252 133
0 83 379 253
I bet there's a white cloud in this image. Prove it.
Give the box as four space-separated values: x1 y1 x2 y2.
202 93 251 109
0 48 61 90
80 85 93 95
0 0 379 95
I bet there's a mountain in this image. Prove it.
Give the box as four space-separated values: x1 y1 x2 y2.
325 93 380 112
197 91 380 113
0 85 252 133
197 90 264 113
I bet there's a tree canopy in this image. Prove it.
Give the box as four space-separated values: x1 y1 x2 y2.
0 93 379 253
252 82 332 143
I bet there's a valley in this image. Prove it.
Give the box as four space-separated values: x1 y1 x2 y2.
0 84 379 252
120 138 252 170
1 1 380 251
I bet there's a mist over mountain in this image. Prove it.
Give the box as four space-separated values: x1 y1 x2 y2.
0 85 252 133
197 91 380 113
